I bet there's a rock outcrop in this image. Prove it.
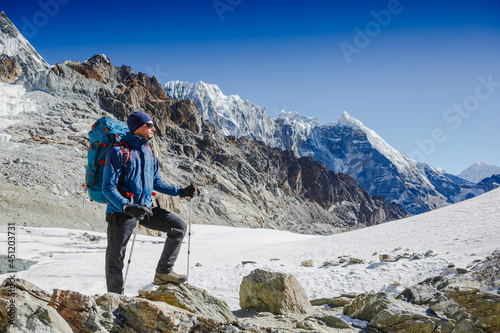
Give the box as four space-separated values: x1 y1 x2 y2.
344 275 500 332
0 278 73 333
0 278 238 332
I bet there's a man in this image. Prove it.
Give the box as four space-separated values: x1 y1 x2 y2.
102 111 199 294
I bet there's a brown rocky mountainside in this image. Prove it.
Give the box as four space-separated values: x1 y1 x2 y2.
4 51 407 234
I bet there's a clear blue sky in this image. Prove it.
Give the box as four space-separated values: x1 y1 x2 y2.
3 0 500 174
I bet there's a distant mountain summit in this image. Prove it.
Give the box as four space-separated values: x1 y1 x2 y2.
337 111 415 175
459 161 500 183
164 80 281 147
0 12 49 82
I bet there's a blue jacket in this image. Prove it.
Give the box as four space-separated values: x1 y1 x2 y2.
102 134 179 214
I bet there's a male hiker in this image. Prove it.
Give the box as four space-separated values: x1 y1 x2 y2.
102 111 199 293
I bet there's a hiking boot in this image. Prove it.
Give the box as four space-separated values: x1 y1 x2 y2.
153 271 187 285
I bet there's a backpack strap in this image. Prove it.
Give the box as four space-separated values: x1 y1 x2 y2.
145 143 154 155
119 142 131 167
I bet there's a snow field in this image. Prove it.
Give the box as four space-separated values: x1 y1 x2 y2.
1 188 499 310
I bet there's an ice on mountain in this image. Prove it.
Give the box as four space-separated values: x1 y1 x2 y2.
0 82 37 130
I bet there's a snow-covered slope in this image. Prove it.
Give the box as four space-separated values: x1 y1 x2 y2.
459 161 500 183
3 187 499 310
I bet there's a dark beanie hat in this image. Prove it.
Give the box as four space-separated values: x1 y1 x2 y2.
127 111 153 133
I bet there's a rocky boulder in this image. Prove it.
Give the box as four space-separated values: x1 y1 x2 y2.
239 269 312 315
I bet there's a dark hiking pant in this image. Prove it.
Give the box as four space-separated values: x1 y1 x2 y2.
105 207 186 293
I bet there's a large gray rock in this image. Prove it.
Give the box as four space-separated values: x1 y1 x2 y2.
138 283 236 323
239 269 312 315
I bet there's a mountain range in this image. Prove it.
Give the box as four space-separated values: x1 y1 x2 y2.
164 80 499 214
1 10 498 235
0 12 408 235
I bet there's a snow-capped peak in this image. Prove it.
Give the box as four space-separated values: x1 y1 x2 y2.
338 111 415 174
0 12 49 73
165 81 231 103
338 111 362 129
458 161 500 183
164 81 280 146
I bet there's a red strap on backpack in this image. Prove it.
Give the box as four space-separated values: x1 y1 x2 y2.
121 142 131 166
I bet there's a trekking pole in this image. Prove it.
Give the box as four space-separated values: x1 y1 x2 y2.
121 220 139 294
186 197 193 284
186 191 198 284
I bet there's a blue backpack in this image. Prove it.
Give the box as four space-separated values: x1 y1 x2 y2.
83 117 130 203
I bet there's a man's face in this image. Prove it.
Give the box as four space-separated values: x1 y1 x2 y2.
133 121 155 139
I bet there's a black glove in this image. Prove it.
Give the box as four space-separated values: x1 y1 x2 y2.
179 184 200 198
123 203 153 221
